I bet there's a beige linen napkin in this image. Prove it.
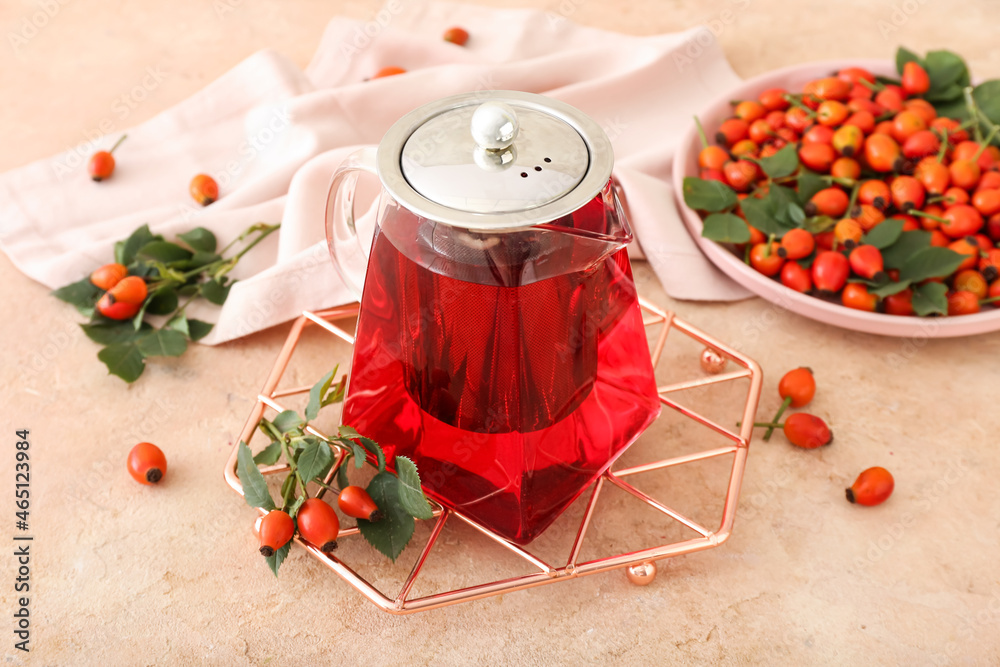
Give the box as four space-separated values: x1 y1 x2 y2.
0 1 751 345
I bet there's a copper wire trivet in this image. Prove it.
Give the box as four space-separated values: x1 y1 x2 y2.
224 297 762 614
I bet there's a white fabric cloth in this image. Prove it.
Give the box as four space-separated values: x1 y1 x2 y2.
0 1 751 345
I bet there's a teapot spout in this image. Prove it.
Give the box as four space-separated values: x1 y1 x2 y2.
532 179 632 261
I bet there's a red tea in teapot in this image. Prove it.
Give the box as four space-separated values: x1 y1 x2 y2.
342 186 660 544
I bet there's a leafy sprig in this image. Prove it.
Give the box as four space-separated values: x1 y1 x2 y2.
52 222 279 382
236 368 434 575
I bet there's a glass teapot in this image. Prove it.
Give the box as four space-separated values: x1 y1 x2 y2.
326 91 660 545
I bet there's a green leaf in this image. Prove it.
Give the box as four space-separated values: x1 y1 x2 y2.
338 425 360 439
336 458 350 490
114 240 126 266
394 456 433 520
882 230 932 270
200 278 232 305
173 252 221 272
297 439 333 483
166 313 189 337
796 170 827 204
972 80 1000 126
237 441 275 510
136 329 188 358
896 46 923 75
700 213 750 244
358 436 386 472
121 224 159 266
350 442 366 468
924 50 969 100
305 369 336 421
253 441 283 466
770 184 803 220
272 410 304 433
357 472 415 562
187 319 214 341
323 376 346 407
862 218 905 250
756 144 799 178
130 284 173 330
682 176 738 212
145 287 179 315
178 227 218 253
801 215 837 234
899 247 967 282
81 320 152 345
136 241 193 264
787 203 806 225
739 193 794 238
912 282 948 317
97 343 145 382
933 96 970 122
265 542 290 577
52 277 102 317
870 280 912 298
925 83 964 104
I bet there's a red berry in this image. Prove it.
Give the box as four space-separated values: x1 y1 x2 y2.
127 442 167 485
372 66 407 79
780 261 812 293
783 413 832 449
812 250 849 292
750 242 784 277
338 485 383 521
901 62 931 96
90 263 128 291
296 498 341 553
189 174 219 206
258 510 295 557
442 27 469 46
778 228 816 260
87 135 127 182
841 283 878 311
846 467 894 506
778 367 815 407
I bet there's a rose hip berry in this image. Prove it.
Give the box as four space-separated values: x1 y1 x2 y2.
189 174 219 206
90 263 128 291
87 134 127 182
372 66 407 79
258 510 295 557
846 467 894 506
778 367 816 408
442 27 469 45
296 498 341 553
783 413 833 449
97 275 148 320
338 485 384 522
127 442 167 485
812 250 850 293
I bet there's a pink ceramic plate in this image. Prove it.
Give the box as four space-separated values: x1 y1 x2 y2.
673 59 1000 338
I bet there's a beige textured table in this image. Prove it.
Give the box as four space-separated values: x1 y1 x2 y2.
2 1 1000 665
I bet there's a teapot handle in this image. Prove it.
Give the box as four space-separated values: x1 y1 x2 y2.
325 146 378 300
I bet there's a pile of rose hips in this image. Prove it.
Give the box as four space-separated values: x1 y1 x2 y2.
750 366 894 506
695 61 1000 317
257 485 383 558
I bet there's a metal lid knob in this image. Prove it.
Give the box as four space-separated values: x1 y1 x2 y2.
470 101 519 151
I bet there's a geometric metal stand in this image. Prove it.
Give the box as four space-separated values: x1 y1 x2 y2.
224 297 762 614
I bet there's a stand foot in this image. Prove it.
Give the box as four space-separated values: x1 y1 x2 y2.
625 561 657 586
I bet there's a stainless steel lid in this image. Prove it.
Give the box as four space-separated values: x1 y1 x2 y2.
376 91 614 230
